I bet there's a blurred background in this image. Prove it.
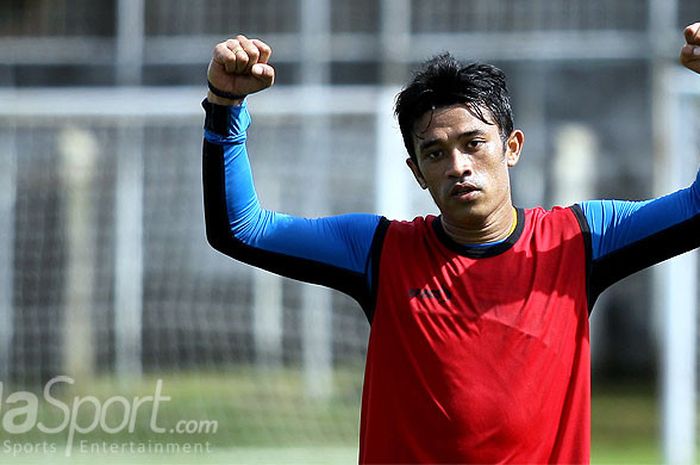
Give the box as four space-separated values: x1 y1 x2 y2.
0 0 699 463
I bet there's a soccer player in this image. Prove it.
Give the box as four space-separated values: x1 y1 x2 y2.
202 24 700 464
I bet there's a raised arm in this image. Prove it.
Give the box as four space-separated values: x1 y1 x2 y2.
202 36 387 318
577 23 700 304
577 171 699 303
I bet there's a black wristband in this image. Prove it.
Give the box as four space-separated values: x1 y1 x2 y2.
207 80 247 101
201 99 232 135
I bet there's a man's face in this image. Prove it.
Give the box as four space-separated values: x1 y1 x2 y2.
406 104 523 226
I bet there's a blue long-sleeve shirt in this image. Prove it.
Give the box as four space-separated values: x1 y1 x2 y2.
202 99 700 319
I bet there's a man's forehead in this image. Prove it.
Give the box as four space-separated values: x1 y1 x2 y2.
413 104 497 138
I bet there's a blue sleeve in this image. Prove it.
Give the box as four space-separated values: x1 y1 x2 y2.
201 100 387 317
578 170 700 300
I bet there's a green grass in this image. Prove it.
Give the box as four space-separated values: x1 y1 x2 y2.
0 366 363 463
0 368 664 464
591 383 661 464
1 446 358 465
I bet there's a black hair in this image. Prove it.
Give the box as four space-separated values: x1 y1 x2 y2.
394 53 514 162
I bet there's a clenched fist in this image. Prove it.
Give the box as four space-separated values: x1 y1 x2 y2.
681 22 700 74
207 35 275 105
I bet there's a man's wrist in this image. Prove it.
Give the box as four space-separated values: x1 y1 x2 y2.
202 98 250 137
206 91 245 107
202 98 250 136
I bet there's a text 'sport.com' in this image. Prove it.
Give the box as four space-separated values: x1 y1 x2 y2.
0 376 218 457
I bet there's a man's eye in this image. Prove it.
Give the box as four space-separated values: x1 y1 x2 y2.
425 150 443 160
467 140 484 149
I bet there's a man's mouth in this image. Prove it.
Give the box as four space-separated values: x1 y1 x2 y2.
450 183 480 198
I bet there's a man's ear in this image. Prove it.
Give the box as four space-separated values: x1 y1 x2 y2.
505 129 525 167
406 158 428 189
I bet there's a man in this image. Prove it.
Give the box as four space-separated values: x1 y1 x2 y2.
202 25 700 464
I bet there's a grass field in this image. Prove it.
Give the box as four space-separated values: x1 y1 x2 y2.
0 369 663 464
591 384 660 464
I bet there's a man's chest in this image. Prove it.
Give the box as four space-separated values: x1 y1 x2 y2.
374 227 589 357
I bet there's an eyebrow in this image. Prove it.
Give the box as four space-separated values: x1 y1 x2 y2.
418 129 486 153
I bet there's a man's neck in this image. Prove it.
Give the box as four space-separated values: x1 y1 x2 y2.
440 204 517 245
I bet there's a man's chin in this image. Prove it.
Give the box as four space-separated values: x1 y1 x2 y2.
441 202 488 224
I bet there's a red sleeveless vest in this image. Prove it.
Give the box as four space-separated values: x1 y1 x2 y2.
360 207 590 464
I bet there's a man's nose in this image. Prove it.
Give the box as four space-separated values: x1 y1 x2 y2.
445 149 472 178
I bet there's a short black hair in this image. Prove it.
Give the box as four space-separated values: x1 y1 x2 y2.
394 53 514 162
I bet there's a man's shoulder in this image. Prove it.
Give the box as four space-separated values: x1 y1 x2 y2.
382 215 436 242
525 204 582 221
523 204 587 239
385 214 435 229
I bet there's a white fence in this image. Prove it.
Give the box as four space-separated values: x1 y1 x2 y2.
0 86 425 397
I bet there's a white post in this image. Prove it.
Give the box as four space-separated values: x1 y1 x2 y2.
300 0 333 399
661 254 697 465
377 0 423 221
253 268 283 368
648 1 695 459
300 103 334 398
380 0 411 85
59 127 98 380
511 63 548 208
253 178 282 368
551 124 597 206
376 87 414 221
301 281 333 399
659 74 697 465
114 0 145 378
0 127 16 382
116 0 145 86
114 124 144 377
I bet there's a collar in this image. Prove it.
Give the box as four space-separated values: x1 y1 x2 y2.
431 208 525 258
